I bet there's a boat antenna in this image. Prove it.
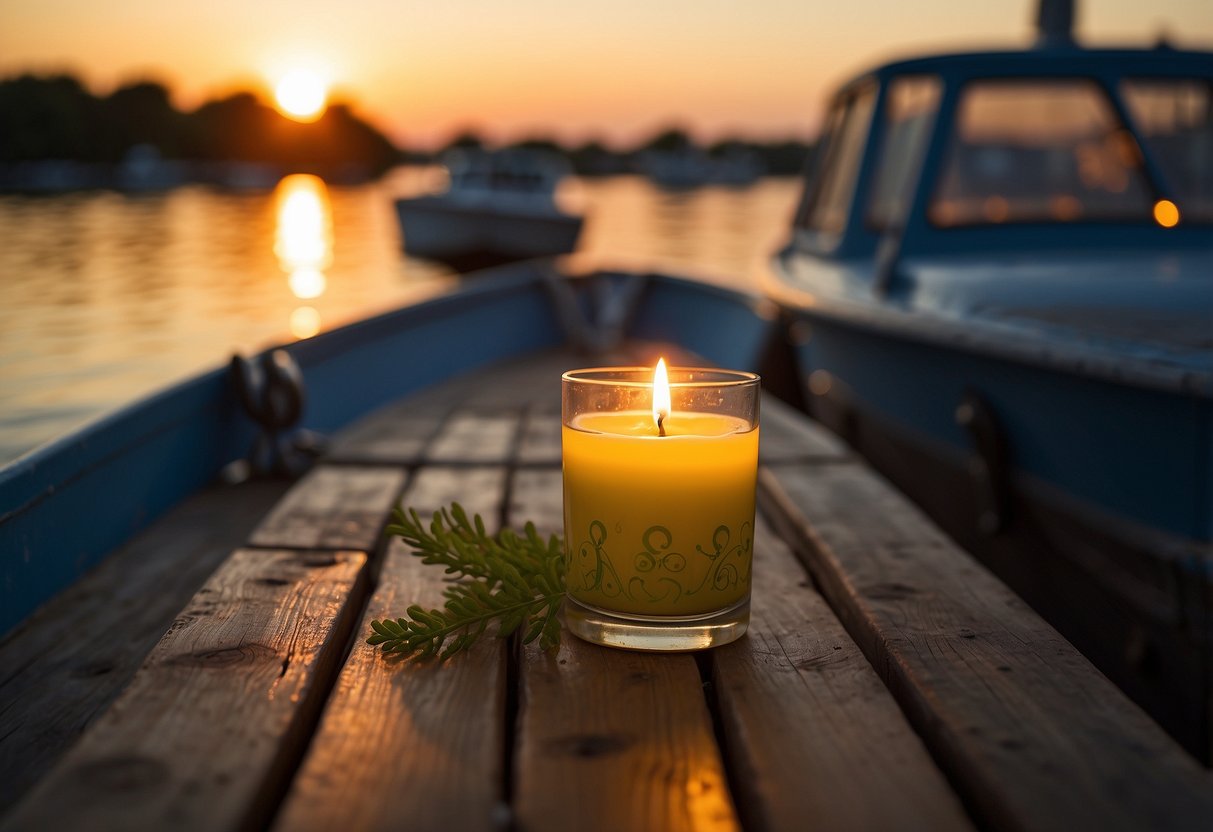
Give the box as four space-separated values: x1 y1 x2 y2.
1035 0 1076 47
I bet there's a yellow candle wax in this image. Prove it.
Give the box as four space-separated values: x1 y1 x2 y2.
562 410 759 616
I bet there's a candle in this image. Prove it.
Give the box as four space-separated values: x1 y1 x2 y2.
561 362 760 650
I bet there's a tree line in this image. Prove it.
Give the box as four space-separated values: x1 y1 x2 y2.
0 73 813 183
0 74 399 175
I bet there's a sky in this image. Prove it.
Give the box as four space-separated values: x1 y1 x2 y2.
1 0 1210 148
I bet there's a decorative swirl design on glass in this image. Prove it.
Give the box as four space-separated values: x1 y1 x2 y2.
574 520 624 597
568 520 752 608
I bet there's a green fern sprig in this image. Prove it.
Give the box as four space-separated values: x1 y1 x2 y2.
367 503 566 660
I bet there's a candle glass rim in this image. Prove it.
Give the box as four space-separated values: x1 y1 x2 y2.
562 366 760 389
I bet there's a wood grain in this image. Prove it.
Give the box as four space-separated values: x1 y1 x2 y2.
514 638 739 832
508 466 740 832
761 463 1213 832
0 480 290 811
460 350 568 411
325 400 451 465
425 413 521 464
399 466 508 533
509 468 564 538
272 467 512 832
517 410 563 467
758 394 849 465
249 465 405 551
1 548 368 832
711 515 973 832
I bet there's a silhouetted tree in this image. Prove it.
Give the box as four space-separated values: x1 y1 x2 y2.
99 81 186 161
755 139 815 175
443 130 484 153
641 127 695 153
0 73 403 178
0 74 100 161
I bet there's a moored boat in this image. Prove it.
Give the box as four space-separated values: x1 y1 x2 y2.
639 147 765 190
763 0 1213 760
394 148 585 271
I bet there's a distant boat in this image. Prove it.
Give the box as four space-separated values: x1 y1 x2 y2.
639 148 765 190
394 148 584 271
116 144 188 192
762 0 1213 760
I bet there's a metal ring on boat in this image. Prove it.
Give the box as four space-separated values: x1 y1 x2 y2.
229 349 318 477
261 350 306 429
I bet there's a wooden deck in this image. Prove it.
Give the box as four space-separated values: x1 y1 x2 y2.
2 344 1210 832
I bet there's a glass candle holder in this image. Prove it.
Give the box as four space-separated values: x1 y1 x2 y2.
561 365 760 651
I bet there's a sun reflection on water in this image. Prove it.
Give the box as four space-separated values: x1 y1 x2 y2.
289 306 322 339
0 170 790 462
274 174 333 337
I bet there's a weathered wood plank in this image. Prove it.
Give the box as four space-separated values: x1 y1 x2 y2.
509 469 564 538
249 465 405 550
514 639 739 832
517 410 562 467
272 468 512 832
325 401 451 465
758 394 849 464
711 514 973 832
399 466 508 533
1 548 368 832
761 464 1213 832
508 469 740 832
459 350 569 411
0 480 290 811
425 413 521 464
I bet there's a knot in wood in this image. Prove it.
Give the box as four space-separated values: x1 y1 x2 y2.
73 755 168 792
172 642 279 668
546 733 634 759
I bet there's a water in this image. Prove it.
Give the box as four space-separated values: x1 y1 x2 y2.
0 168 801 463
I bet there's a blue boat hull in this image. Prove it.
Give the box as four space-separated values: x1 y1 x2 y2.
786 309 1211 758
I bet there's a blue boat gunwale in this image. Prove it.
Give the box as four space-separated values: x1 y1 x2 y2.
0 265 551 519
762 260 1213 399
0 265 780 637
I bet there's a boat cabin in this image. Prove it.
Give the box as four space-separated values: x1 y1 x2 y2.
782 45 1212 276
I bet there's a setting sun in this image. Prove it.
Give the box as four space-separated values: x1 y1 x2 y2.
274 69 328 122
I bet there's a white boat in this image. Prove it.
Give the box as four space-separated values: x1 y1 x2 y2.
394 148 584 271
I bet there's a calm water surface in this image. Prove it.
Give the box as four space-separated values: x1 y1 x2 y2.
0 168 800 462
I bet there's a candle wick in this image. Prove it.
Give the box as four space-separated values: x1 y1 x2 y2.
657 414 667 437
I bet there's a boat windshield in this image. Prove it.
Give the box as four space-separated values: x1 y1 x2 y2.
867 75 943 230
930 79 1154 227
1121 78 1213 223
796 84 877 236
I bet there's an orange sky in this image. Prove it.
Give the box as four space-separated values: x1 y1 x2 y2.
1 0 1210 148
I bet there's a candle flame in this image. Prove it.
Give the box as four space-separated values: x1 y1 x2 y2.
653 358 671 435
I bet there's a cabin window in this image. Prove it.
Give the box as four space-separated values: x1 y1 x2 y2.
797 84 877 235
867 75 943 230
930 80 1152 226
1121 79 1213 222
